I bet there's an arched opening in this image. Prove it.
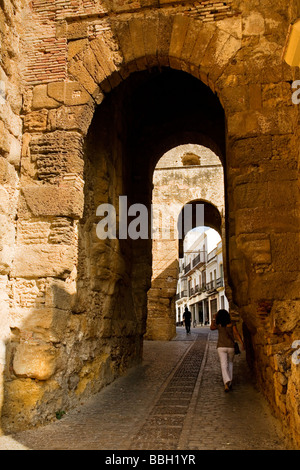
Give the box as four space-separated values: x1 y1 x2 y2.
81 67 226 357
147 142 225 340
178 200 223 259
175 201 226 329
176 225 227 328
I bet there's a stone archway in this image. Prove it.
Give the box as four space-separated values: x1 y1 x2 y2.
1 0 299 446
146 144 225 341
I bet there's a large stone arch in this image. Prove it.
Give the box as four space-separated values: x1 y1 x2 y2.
1 0 299 446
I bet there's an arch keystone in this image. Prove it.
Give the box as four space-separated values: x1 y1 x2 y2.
169 15 190 68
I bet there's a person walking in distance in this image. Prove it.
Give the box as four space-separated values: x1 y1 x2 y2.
210 309 244 392
183 306 192 335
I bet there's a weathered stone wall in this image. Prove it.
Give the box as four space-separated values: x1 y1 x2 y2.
0 0 298 446
147 144 224 340
0 0 26 431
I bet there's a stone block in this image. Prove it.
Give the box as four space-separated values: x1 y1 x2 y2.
242 12 265 36
47 81 92 107
236 233 272 266
221 85 248 113
68 58 100 97
249 84 262 110
0 100 22 138
12 245 76 278
19 307 69 343
169 15 190 60
0 187 11 215
13 342 57 381
0 275 10 365
0 214 15 274
0 122 21 166
189 22 217 66
228 107 297 139
0 156 17 186
229 136 272 169
6 133 21 167
66 20 89 40
90 36 122 76
29 131 84 182
128 17 147 70
262 82 292 109
47 104 94 135
113 19 139 73
23 109 48 132
250 271 300 302
142 14 159 67
270 233 300 272
68 38 89 61
0 121 10 155
45 278 76 311
32 84 60 110
22 185 84 218
157 12 174 63
83 48 113 86
233 180 269 210
16 220 51 245
235 207 297 235
271 301 300 334
2 378 55 429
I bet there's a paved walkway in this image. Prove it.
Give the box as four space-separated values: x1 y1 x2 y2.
0 327 292 451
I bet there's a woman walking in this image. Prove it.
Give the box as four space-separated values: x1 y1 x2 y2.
210 309 244 392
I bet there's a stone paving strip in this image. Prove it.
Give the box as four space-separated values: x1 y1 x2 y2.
0 327 291 450
126 332 208 450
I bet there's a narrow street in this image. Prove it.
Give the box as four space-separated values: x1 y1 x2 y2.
0 328 290 451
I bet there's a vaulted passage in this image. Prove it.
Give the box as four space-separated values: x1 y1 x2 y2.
80 66 226 347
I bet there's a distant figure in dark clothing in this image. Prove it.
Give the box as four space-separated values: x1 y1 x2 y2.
183 306 192 334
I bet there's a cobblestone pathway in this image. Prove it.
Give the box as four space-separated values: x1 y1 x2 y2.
127 332 207 450
0 327 292 451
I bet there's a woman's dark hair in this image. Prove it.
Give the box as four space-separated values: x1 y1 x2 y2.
216 309 231 327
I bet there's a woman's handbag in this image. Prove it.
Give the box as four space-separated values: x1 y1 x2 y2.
234 342 241 355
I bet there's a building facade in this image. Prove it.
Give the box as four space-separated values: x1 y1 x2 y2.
176 229 229 326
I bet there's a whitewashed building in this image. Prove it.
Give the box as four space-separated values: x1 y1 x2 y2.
175 228 229 326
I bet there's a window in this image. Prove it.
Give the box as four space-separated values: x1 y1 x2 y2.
210 299 218 316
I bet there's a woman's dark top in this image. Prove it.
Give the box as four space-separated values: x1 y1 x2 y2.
217 324 235 348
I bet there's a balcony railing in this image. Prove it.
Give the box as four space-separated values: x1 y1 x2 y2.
192 251 206 268
176 277 225 302
184 251 207 275
175 289 188 300
184 262 191 274
206 277 224 292
206 280 216 292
